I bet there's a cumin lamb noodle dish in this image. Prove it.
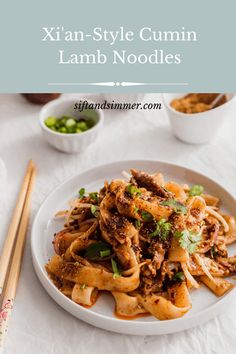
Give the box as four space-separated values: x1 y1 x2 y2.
46 169 236 320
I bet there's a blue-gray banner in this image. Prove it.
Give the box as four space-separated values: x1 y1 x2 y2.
1 0 235 92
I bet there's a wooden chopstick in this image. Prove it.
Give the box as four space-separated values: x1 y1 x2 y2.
0 163 36 348
0 160 34 295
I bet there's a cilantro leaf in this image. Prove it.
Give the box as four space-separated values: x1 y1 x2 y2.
84 241 111 260
78 187 85 198
89 192 99 203
188 232 202 244
126 184 141 197
175 230 190 249
189 185 204 197
111 257 121 279
149 219 172 240
174 229 202 254
160 199 187 214
172 272 185 282
141 211 153 222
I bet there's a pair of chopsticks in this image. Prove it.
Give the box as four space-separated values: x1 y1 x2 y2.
0 160 36 348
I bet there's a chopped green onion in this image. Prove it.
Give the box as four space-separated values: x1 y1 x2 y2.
44 115 96 134
80 283 87 290
126 184 141 197
45 116 57 127
76 121 88 132
135 219 141 229
111 257 121 279
100 249 111 257
59 127 67 133
65 118 76 127
79 187 85 198
60 117 67 125
67 125 76 133
91 205 99 217
189 185 204 196
84 241 111 260
160 199 187 214
141 211 153 222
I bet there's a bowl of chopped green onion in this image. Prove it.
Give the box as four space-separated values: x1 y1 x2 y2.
39 98 104 153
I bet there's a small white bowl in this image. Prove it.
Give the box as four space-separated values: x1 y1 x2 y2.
163 93 236 144
39 98 104 153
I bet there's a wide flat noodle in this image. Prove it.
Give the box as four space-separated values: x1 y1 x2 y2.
136 292 191 320
112 292 147 317
200 275 234 296
46 255 140 292
71 284 98 306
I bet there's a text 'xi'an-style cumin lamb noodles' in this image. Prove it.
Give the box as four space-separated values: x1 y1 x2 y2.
46 169 236 320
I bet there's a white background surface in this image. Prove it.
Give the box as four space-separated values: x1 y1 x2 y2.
0 93 236 354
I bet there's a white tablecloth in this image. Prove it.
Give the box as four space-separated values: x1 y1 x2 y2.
1 93 236 354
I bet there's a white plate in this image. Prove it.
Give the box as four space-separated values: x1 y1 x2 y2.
31 160 236 335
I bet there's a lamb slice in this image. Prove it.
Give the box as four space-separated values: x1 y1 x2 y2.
130 169 173 199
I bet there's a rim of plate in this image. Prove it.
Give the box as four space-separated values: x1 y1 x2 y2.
31 159 236 335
